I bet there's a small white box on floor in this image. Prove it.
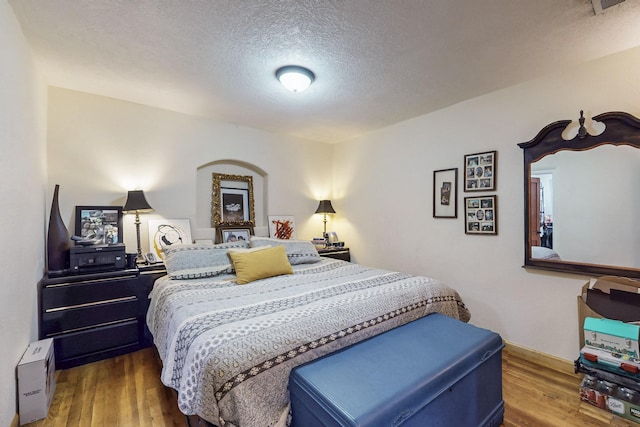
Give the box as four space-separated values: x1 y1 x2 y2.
18 338 56 425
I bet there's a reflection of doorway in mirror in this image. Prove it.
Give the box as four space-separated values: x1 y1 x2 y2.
531 172 554 249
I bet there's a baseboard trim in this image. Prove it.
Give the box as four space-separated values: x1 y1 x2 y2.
10 413 19 427
503 340 576 375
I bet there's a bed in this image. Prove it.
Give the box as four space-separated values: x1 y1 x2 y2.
146 238 471 427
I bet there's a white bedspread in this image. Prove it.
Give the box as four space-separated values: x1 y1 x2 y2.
147 258 470 427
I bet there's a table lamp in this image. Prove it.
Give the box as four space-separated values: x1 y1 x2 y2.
315 200 336 246
123 190 154 261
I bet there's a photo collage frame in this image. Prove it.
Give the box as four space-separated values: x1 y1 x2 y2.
464 150 497 235
464 195 497 235
432 150 498 234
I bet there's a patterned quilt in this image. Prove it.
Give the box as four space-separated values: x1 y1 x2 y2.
147 258 470 427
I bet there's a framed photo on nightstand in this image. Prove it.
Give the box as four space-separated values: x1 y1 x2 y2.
215 223 253 244
326 231 339 245
75 206 123 245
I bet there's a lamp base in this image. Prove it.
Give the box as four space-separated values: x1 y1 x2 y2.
134 213 144 263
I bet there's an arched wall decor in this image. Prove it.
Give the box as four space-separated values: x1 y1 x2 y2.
195 159 267 232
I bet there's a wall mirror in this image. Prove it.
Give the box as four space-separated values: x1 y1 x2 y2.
211 173 255 226
519 111 640 278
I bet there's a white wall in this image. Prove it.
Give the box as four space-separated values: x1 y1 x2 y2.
0 2 47 424
333 46 640 361
47 88 335 255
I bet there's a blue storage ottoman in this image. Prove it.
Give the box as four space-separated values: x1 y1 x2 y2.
289 313 504 427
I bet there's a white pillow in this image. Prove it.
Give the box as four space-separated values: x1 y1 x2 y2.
164 241 248 279
249 237 321 265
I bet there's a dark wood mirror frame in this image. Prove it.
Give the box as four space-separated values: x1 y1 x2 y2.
519 111 640 278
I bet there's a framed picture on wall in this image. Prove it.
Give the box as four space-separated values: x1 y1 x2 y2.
433 168 458 218
211 173 255 226
220 188 250 223
464 195 497 235
464 150 497 192
74 206 123 245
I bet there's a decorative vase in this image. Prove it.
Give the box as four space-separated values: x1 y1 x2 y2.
47 184 71 272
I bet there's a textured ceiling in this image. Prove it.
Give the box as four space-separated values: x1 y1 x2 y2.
8 0 640 143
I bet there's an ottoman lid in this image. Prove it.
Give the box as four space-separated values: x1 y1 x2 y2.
289 313 503 426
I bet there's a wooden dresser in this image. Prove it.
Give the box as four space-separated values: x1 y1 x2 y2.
38 264 166 369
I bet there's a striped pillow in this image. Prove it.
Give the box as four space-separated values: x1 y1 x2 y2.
164 241 248 279
249 237 321 265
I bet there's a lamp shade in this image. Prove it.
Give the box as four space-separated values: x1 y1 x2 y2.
315 200 336 215
123 190 154 213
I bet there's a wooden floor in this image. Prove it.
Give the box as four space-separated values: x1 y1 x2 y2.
22 348 185 427
20 345 638 427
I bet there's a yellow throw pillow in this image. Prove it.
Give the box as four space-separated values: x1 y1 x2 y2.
228 245 293 284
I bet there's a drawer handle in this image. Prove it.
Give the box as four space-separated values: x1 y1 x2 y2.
46 317 137 336
45 296 137 312
46 274 137 287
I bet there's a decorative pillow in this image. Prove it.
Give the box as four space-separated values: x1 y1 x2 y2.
164 241 248 279
249 237 321 265
228 245 293 284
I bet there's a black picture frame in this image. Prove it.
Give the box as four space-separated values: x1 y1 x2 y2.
433 168 458 218
464 150 497 192
464 195 497 235
74 206 123 245
220 187 250 223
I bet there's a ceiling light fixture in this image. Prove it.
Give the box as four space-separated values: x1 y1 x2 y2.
276 65 315 92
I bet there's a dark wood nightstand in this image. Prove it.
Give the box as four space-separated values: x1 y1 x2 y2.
318 247 350 262
38 264 166 369
136 262 167 346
